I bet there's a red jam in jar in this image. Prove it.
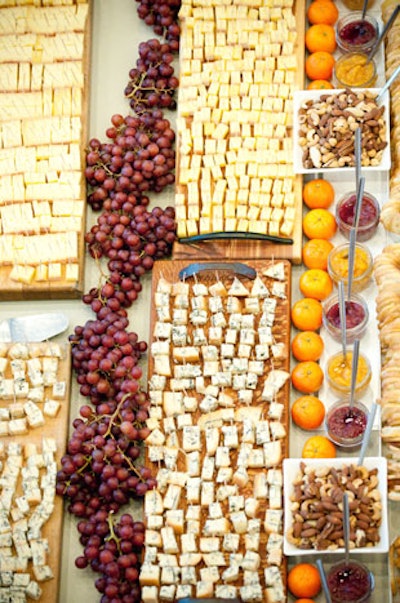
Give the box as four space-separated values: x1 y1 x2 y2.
339 20 376 47
336 192 380 241
326 300 366 330
327 560 373 602
327 404 367 440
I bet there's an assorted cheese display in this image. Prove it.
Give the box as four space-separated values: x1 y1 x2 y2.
175 0 302 240
0 438 58 601
141 260 291 602
0 342 70 602
0 342 67 436
0 0 90 293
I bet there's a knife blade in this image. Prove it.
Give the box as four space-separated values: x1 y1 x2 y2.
0 313 69 342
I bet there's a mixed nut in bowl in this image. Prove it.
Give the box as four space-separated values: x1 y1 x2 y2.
283 457 389 555
293 88 390 173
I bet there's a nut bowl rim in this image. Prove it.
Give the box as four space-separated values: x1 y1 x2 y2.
283 456 388 555
292 88 391 174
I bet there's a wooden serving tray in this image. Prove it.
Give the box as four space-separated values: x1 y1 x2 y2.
0 342 71 602
0 1 92 300
143 259 291 600
172 0 305 264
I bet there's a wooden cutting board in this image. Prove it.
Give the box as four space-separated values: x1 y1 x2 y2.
143 258 291 600
0 342 71 602
0 1 92 300
172 0 305 265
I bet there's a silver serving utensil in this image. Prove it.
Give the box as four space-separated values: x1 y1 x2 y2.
338 281 347 360
343 492 351 565
367 4 400 61
349 339 360 410
376 64 400 103
361 0 369 20
317 559 333 603
355 128 362 200
347 178 365 300
0 313 69 342
358 401 378 465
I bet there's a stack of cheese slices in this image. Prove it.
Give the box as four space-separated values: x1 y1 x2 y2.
0 0 89 286
175 0 300 240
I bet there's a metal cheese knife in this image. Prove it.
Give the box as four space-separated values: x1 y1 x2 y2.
0 313 69 342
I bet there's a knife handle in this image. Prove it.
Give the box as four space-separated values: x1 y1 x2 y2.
179 262 256 281
178 230 293 245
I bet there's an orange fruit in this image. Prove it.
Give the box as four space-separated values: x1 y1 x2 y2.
303 208 337 240
295 600 317 603
292 331 324 362
307 0 339 25
302 239 334 270
307 78 334 90
302 434 337 458
291 298 323 331
303 178 335 209
291 395 325 430
288 563 322 598
305 24 336 53
306 51 335 81
299 268 333 301
291 360 324 393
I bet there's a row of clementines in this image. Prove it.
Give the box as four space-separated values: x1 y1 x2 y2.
290 179 338 459
305 0 339 89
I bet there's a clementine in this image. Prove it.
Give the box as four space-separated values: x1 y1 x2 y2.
303 178 335 209
303 208 337 240
291 395 325 430
306 51 335 81
305 24 336 53
288 563 322 598
307 0 339 25
291 298 323 331
294 600 317 603
302 434 337 458
299 268 333 301
307 79 334 90
291 360 324 393
292 331 324 362
302 238 334 270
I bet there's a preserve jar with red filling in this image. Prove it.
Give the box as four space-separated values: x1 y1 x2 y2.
336 191 380 241
336 12 379 54
323 292 369 343
326 398 368 447
327 559 374 602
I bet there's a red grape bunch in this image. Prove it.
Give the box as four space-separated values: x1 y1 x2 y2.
125 38 179 112
85 204 176 277
56 392 155 518
135 0 181 46
85 111 175 210
74 511 145 602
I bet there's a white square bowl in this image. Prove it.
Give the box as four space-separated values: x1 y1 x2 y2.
283 457 388 556
292 88 391 174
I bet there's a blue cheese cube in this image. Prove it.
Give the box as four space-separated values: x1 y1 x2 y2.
192 328 207 345
141 585 159 603
159 585 175 601
208 327 223 344
222 533 240 552
240 584 263 602
201 456 215 480
180 566 197 585
153 321 172 340
171 325 188 346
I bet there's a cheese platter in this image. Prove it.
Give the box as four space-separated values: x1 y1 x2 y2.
172 0 306 264
0 1 92 300
0 341 71 603
141 258 291 602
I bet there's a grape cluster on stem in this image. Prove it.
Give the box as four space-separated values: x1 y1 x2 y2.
74 511 145 603
85 111 175 211
135 0 181 45
125 38 179 112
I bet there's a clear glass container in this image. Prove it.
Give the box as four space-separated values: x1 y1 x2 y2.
323 292 369 343
336 190 380 242
334 52 377 88
327 559 374 602
326 349 372 395
326 398 369 447
336 12 379 54
327 243 373 293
